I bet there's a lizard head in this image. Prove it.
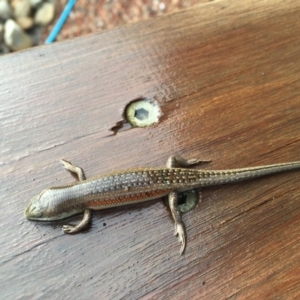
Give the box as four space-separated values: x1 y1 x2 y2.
25 188 83 221
25 189 53 221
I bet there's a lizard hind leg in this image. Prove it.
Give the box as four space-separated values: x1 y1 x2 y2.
166 155 211 168
168 191 187 255
60 159 86 181
166 155 207 253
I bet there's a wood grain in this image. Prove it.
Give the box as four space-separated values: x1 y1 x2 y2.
1 0 300 299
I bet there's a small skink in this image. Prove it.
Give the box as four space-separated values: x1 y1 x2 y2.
25 155 300 254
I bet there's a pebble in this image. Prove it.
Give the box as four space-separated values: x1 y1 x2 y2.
16 16 34 29
0 40 10 54
0 23 3 42
4 18 32 51
29 0 43 9
0 0 57 53
11 0 31 18
34 2 54 26
0 0 12 20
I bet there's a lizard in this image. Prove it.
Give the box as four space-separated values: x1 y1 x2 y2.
25 155 300 254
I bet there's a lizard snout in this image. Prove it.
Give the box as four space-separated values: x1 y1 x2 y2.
25 195 44 220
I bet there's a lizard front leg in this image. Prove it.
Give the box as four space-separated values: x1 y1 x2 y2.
60 159 92 234
60 159 86 181
62 209 92 234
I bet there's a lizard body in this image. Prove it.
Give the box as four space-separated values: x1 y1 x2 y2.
25 156 300 254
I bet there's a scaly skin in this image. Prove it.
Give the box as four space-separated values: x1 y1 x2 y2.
25 156 300 254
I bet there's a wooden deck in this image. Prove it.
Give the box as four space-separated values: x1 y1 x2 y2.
1 0 300 298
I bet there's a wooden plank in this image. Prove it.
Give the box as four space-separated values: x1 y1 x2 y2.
1 0 300 299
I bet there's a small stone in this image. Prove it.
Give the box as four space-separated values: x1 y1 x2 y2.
4 19 32 51
0 23 3 42
29 0 43 9
11 0 31 19
0 0 12 20
0 41 10 54
34 2 55 26
16 16 33 30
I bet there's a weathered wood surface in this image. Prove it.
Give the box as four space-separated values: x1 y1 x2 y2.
1 0 300 299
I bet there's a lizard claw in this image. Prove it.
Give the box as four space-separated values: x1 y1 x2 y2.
63 224 77 234
174 223 186 255
187 159 211 166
